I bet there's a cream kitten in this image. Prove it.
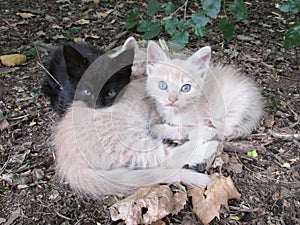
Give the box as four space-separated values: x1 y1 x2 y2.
54 37 220 197
146 41 263 140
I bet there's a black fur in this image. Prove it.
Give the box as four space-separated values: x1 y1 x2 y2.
43 43 132 116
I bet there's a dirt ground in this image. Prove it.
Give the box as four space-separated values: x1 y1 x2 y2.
0 0 299 224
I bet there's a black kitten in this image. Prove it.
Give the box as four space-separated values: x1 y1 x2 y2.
43 42 132 116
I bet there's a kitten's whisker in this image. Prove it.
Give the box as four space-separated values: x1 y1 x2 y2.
34 44 64 90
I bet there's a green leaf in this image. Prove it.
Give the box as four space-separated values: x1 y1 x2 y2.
143 22 162 39
201 0 221 19
21 8 45 15
164 17 178 35
218 18 235 41
191 13 210 27
147 0 161 16
22 49 37 57
137 20 152 32
247 149 258 158
177 19 190 31
284 21 300 50
193 24 208 37
278 0 300 13
165 2 175 15
124 9 140 30
169 31 189 51
229 0 248 20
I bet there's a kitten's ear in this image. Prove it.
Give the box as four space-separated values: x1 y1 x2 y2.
147 41 168 74
188 46 211 69
122 36 138 50
63 45 88 79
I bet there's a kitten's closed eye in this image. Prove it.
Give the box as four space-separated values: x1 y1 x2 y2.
158 81 168 90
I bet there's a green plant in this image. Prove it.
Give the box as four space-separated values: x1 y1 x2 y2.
123 0 248 50
277 0 300 50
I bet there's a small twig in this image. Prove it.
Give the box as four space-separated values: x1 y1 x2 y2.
168 0 188 18
34 45 64 90
229 206 260 213
268 129 300 140
286 102 300 128
223 141 266 154
105 30 128 51
183 0 189 21
55 211 72 220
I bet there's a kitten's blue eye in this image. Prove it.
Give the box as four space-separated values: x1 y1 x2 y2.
107 90 116 97
181 84 191 93
82 89 91 96
158 81 168 90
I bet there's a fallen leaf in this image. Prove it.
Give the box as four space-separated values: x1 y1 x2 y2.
4 207 23 225
188 173 241 224
74 19 90 25
110 185 187 225
247 149 258 158
0 54 27 66
3 19 28 27
0 119 9 130
151 220 166 225
263 114 275 128
16 12 35 19
20 8 45 15
95 9 114 18
51 24 61 29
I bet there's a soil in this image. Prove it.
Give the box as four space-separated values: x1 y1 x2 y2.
0 0 299 224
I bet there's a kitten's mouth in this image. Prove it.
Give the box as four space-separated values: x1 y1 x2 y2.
166 103 176 107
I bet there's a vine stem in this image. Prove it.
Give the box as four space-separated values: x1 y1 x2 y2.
170 0 189 19
184 0 189 21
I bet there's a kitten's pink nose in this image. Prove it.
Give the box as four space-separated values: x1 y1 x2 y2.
168 95 178 104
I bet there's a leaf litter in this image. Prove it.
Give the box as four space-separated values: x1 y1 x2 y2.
110 174 241 225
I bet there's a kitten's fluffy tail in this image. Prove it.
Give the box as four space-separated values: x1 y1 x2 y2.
57 164 211 197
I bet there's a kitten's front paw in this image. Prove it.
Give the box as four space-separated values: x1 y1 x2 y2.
151 124 188 141
186 140 221 166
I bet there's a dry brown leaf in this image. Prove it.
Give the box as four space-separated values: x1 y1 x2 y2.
0 54 27 67
74 19 90 25
151 220 166 225
110 185 187 225
0 119 9 130
188 173 241 224
95 9 114 18
16 12 35 19
52 24 63 29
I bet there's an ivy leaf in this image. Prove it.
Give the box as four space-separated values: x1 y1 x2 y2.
218 18 235 41
169 31 189 50
137 20 152 32
164 16 178 35
124 9 140 30
165 2 175 15
147 0 161 16
278 0 300 13
177 19 190 31
284 21 300 50
193 24 208 37
202 0 221 19
137 21 162 40
229 0 248 20
22 48 37 57
191 13 210 27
